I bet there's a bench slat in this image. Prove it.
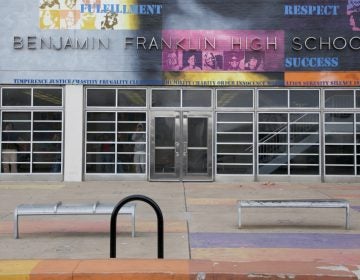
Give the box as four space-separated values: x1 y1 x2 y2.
14 202 136 239
237 199 350 229
239 200 348 208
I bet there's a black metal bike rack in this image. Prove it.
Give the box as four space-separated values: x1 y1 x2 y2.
110 194 164 259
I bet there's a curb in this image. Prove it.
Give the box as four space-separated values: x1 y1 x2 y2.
0 259 359 280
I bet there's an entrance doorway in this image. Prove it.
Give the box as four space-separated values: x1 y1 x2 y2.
150 111 213 181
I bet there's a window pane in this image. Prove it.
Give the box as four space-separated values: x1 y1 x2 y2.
87 122 115 132
258 144 287 153
259 165 287 174
259 124 287 132
290 155 319 164
217 144 253 153
152 89 180 107
118 89 146 107
0 108 63 173
2 88 31 106
217 155 253 164
325 134 354 143
188 150 207 173
290 113 319 122
217 165 253 174
325 124 353 133
290 134 319 143
290 166 319 175
183 90 211 107
118 112 146 122
290 90 319 108
33 163 62 173
33 88 62 106
356 90 360 108
326 166 354 175
86 164 115 173
325 113 353 122
325 90 354 108
87 133 115 142
33 122 62 131
217 123 253 133
87 89 116 107
217 134 253 143
2 112 31 121
326 155 354 164
217 113 252 122
290 145 319 154
217 89 253 107
290 124 319 133
34 112 62 121
326 145 354 154
87 112 115 122
259 113 287 122
258 89 288 107
259 133 287 143
259 155 287 164
155 118 174 146
155 149 175 173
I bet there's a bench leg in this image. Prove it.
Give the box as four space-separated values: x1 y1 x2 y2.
238 207 242 228
346 205 350 230
132 213 135 238
14 211 19 239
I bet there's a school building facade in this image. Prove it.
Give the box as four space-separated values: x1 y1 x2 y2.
1 0 360 182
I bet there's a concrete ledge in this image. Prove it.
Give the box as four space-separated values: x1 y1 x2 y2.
0 259 359 280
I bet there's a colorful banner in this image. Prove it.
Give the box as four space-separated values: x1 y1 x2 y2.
161 30 284 73
0 0 358 86
39 0 144 29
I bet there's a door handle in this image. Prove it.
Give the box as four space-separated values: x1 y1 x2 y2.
183 142 188 156
175 142 180 157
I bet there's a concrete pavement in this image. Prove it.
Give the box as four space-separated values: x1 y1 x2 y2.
0 181 360 270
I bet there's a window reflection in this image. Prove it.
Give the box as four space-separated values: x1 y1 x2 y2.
86 112 147 174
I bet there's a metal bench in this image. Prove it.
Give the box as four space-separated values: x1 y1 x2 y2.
14 201 136 239
237 199 350 229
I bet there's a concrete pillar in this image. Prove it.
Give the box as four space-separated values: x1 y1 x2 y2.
64 85 83 181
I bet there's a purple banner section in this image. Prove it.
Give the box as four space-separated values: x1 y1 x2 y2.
162 30 284 72
352 206 360 212
190 233 360 249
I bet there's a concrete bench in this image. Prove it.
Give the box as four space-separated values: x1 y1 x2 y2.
237 199 350 229
14 201 136 239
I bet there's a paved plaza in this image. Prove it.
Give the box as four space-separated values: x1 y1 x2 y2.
0 181 359 265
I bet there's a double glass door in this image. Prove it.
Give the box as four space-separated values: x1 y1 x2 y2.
150 111 213 181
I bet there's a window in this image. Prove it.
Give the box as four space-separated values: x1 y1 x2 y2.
183 89 212 107
325 113 354 175
151 89 213 108
290 89 319 108
0 87 63 174
87 89 116 107
118 89 146 107
217 89 253 108
258 113 319 175
325 90 354 108
258 89 288 107
216 113 253 174
152 89 180 107
85 112 147 174
258 113 288 174
2 88 31 106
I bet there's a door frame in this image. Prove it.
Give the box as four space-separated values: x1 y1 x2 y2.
149 110 213 181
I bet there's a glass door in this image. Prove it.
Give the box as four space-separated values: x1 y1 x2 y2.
150 111 181 180
150 111 212 181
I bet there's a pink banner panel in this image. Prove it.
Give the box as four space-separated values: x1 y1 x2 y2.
162 30 284 72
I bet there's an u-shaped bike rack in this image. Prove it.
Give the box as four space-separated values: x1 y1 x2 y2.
110 194 164 259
